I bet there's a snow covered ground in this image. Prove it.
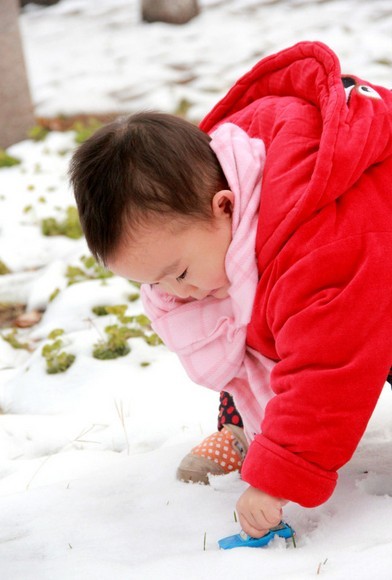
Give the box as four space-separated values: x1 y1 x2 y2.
20 0 392 121
0 0 391 578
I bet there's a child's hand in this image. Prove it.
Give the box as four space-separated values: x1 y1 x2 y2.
236 486 287 538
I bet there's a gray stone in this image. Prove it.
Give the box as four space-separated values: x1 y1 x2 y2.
141 0 200 25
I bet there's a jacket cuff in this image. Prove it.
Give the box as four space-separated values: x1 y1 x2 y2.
241 435 337 507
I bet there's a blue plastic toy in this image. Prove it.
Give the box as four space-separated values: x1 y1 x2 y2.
218 521 295 550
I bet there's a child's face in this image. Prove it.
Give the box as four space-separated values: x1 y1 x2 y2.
107 190 234 301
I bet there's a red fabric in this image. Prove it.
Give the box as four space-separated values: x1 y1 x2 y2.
200 41 392 507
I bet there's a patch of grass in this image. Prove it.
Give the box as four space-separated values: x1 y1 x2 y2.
91 305 109 316
128 292 140 302
49 288 61 302
66 255 113 285
28 125 50 142
0 149 21 168
1 329 29 350
72 118 103 144
41 328 75 374
0 259 10 275
144 333 162 346
92 308 162 360
174 97 192 117
93 324 131 360
41 206 83 239
91 304 162 347
95 304 130 322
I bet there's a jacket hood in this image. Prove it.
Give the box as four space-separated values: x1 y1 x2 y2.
201 41 392 266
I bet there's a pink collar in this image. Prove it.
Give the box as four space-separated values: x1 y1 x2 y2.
142 124 274 440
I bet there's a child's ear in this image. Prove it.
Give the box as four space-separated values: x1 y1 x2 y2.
212 190 234 219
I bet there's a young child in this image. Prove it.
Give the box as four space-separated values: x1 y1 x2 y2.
70 41 392 539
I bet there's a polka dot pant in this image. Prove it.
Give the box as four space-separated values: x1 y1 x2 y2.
217 391 243 431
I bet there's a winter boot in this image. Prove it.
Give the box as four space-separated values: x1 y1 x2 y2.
176 424 248 484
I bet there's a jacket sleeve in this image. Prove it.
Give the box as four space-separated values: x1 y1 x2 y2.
241 232 392 507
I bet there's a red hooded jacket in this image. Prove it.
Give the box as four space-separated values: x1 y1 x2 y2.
200 41 392 507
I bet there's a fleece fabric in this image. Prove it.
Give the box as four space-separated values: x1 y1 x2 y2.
200 41 392 507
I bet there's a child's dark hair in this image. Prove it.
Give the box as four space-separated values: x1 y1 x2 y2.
69 112 227 265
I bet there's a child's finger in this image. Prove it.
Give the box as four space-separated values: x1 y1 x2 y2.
237 511 270 538
259 505 283 527
236 487 284 537
243 502 282 530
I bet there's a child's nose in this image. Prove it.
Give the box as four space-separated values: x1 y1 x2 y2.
165 281 191 299
174 284 192 299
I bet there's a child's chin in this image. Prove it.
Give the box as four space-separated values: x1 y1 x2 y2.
209 286 229 299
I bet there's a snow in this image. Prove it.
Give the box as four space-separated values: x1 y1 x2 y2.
0 0 391 578
20 0 392 121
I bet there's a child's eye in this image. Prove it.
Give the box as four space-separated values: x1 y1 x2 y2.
176 269 188 283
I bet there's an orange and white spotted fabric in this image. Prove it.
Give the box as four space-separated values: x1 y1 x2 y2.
190 426 244 473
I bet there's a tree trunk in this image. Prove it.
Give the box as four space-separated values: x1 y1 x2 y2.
141 0 200 25
0 0 35 149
